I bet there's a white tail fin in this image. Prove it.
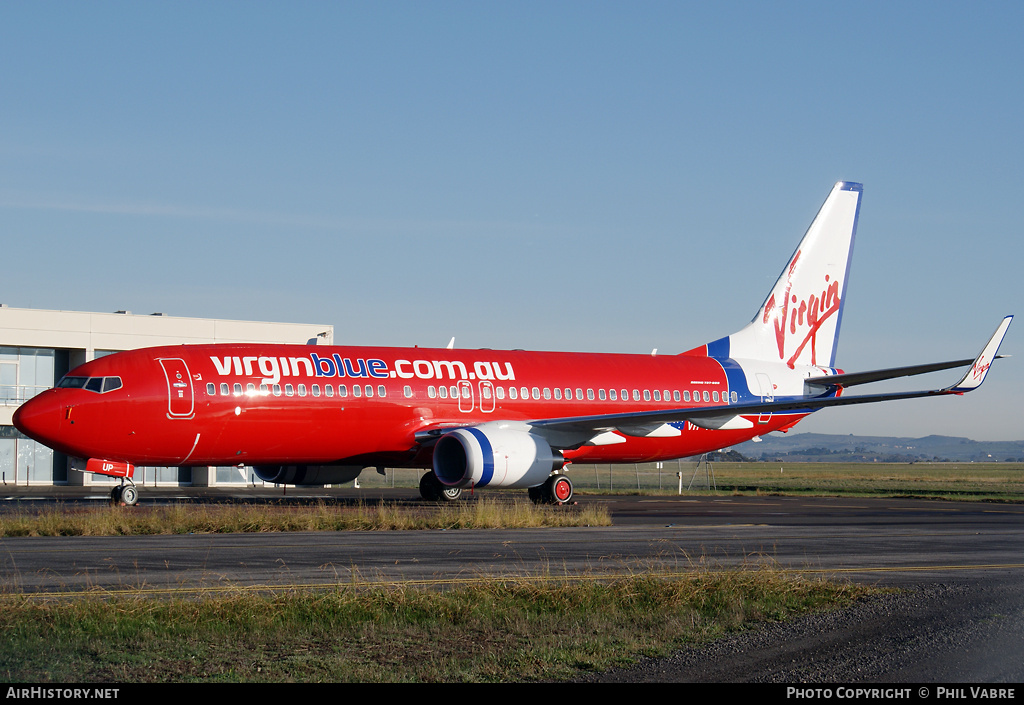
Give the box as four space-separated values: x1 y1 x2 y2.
710 181 862 368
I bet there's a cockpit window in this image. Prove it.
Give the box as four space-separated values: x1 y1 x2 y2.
57 375 123 394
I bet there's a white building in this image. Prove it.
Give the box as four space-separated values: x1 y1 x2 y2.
0 306 333 486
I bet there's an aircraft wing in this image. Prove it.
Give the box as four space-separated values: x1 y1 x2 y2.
527 316 1013 446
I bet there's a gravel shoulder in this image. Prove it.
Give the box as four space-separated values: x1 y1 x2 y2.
576 580 1024 683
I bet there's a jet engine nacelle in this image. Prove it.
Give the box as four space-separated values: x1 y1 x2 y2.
432 423 564 489
252 465 364 486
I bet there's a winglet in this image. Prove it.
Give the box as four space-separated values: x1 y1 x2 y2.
949 316 1013 392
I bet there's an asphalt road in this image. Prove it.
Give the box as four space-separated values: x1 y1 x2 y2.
2 487 1023 682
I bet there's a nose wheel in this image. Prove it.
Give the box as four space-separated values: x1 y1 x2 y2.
110 481 139 506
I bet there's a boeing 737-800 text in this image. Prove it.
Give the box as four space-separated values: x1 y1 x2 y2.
13 182 1012 505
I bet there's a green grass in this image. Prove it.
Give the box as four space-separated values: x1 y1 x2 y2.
346 462 1024 502
561 461 1024 501
0 569 870 682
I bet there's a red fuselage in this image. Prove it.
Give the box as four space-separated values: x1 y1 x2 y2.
13 343 804 469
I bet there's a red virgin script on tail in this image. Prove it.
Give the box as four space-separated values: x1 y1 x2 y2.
762 250 842 368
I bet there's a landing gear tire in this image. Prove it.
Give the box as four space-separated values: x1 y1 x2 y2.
120 485 138 506
548 475 573 504
109 484 139 506
419 471 462 502
529 475 573 505
440 485 463 501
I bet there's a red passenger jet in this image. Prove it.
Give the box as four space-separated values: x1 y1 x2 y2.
14 183 1012 505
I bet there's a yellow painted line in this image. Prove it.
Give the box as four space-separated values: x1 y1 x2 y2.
781 563 1024 576
894 506 961 512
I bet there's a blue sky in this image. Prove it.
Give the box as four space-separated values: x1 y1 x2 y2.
2 2 1021 440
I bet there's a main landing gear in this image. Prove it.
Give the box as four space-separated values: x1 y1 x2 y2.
110 480 139 506
528 474 573 505
417 471 573 505
419 471 463 502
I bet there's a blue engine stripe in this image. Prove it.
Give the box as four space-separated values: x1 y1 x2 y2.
465 427 494 487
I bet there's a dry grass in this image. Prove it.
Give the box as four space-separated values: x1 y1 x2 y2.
0 498 611 537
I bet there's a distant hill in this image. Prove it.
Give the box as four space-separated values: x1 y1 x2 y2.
729 433 1024 463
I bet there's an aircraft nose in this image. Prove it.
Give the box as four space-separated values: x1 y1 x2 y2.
12 391 63 446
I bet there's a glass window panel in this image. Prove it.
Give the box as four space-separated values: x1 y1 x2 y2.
34 351 54 388
0 438 14 484
0 363 16 401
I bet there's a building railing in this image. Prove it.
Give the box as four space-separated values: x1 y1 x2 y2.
0 386 50 406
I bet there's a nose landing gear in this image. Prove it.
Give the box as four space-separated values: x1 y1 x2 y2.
110 480 139 506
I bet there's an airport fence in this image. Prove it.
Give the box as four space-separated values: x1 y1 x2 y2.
353 458 722 494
